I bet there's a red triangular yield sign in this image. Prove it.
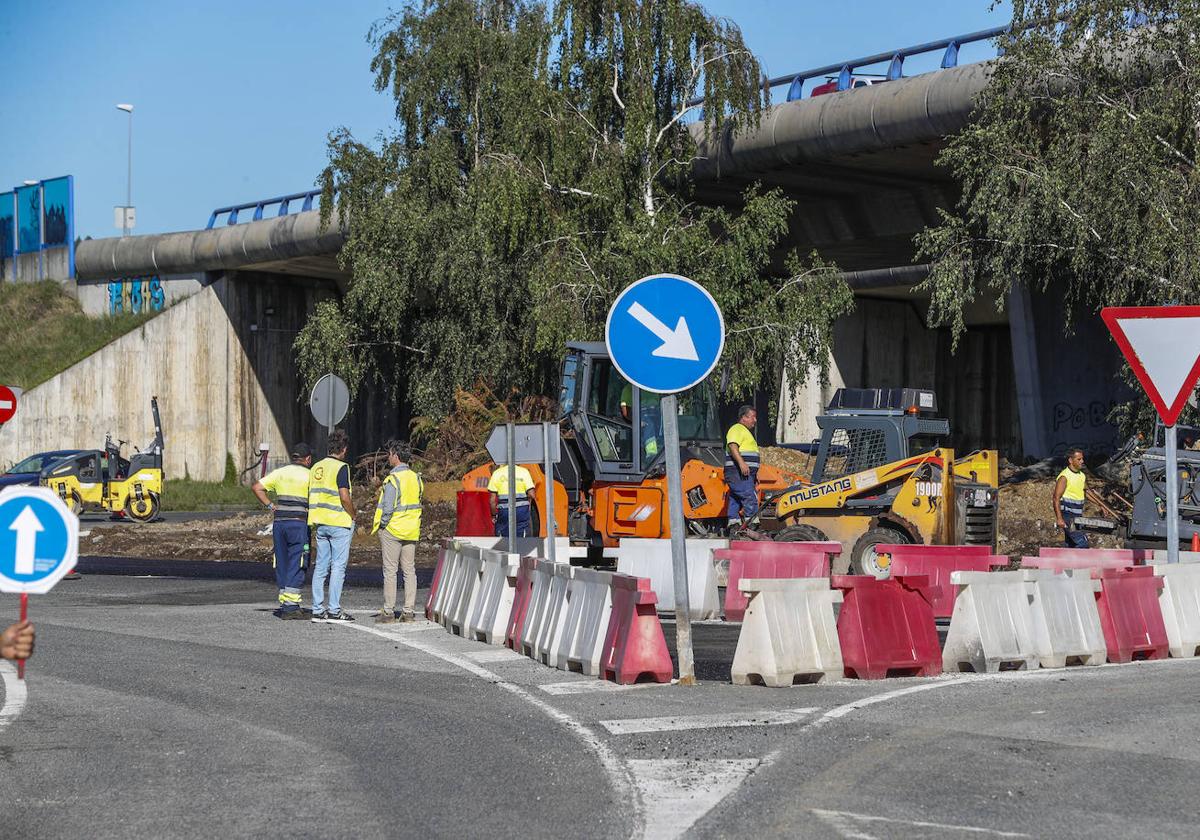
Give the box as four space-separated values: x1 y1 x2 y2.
1101 306 1200 426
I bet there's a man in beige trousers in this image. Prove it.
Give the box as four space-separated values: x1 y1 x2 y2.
372 440 424 623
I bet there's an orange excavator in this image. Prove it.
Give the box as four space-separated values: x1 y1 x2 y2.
461 341 803 547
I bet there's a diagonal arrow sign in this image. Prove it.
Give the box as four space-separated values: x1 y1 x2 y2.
9 506 44 576
627 301 699 361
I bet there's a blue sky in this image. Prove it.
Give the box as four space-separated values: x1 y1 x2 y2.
1 1 1010 240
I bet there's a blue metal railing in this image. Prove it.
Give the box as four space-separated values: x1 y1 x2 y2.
686 25 1009 108
206 189 326 229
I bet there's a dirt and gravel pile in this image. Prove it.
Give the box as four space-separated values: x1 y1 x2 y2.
759 446 814 479
84 481 463 568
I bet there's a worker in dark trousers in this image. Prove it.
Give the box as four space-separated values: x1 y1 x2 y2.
725 405 760 530
253 442 314 618
1053 446 1089 549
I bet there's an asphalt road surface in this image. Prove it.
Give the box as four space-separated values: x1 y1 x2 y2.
2 564 1198 839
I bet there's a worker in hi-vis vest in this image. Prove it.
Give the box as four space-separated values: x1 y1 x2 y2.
371 440 423 624
308 429 358 623
253 441 314 619
488 463 537 538
1053 446 1089 549
725 405 760 530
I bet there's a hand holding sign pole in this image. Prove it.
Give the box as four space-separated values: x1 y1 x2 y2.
0 486 79 679
1102 306 1200 564
607 274 725 685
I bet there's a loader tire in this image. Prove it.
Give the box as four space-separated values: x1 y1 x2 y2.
125 492 160 523
775 524 849 574
851 527 910 579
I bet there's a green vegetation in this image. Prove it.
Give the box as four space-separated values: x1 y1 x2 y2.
0 280 154 390
162 478 258 512
299 0 852 417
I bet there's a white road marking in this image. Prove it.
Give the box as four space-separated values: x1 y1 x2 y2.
463 648 524 663
336 622 641 838
627 758 758 840
811 808 1031 838
538 679 667 696
0 661 28 731
600 708 818 736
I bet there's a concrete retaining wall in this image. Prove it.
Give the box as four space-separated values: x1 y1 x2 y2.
0 273 334 481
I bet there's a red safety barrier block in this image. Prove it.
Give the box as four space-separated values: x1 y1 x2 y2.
601 574 673 685
1095 567 1170 663
425 546 447 621
504 557 539 651
717 541 839 622
456 490 494 537
831 575 942 680
879 544 1006 620
1038 547 1143 565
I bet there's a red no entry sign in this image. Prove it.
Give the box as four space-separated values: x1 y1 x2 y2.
0 385 16 424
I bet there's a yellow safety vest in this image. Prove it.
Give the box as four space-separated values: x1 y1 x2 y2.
372 466 423 540
1057 467 1086 502
259 463 310 521
725 423 759 469
308 457 353 528
488 465 535 509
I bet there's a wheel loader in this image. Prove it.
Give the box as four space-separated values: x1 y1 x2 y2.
41 397 164 522
769 387 1000 576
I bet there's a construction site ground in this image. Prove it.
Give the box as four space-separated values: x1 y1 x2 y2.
80 453 1128 566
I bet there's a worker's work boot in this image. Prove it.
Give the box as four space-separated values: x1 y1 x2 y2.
375 610 397 624
399 611 416 623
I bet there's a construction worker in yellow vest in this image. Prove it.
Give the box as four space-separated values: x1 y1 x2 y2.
488 463 537 538
725 405 760 529
1053 446 1089 548
252 441 313 619
308 429 357 623
372 440 423 624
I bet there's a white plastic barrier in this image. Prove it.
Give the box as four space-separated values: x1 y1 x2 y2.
942 571 1039 673
1152 563 1200 658
427 544 454 624
1024 569 1106 668
1152 550 1200 564
536 563 575 668
520 559 558 658
466 549 521 645
558 568 614 675
430 541 468 625
731 578 844 686
616 538 726 620
446 545 486 636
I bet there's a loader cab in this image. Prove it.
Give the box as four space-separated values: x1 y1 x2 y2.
559 342 722 483
810 388 949 483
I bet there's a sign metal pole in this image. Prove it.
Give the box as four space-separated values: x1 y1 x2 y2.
661 394 695 685
506 422 517 555
1167 423 1180 563
543 421 556 563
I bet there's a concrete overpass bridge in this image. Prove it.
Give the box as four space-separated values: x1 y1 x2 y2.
18 27 1120 480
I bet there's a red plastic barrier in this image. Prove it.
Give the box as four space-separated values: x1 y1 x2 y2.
504 557 539 651
424 546 447 621
1022 554 1134 575
1038 547 1144 565
600 574 673 685
879 544 1006 619
831 575 942 680
1095 567 1170 663
456 490 495 537
717 541 839 622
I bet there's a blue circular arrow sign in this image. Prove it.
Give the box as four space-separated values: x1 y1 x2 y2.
605 274 725 394
0 486 79 594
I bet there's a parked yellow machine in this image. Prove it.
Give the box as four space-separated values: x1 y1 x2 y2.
769 388 999 576
41 397 164 522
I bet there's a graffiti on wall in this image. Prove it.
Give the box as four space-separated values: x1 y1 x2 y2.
1050 399 1121 456
108 277 166 314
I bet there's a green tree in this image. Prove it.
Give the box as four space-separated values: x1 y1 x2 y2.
918 1 1200 341
301 0 852 417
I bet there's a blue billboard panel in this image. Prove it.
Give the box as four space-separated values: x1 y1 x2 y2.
42 177 71 248
15 184 40 253
0 192 13 257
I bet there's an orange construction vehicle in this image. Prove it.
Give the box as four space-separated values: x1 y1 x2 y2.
462 341 802 546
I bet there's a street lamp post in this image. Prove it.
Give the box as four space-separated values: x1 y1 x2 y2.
116 104 133 237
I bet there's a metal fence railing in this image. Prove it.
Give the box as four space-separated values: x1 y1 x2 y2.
206 189 326 229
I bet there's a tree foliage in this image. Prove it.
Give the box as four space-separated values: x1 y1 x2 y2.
300 0 852 417
918 1 1200 340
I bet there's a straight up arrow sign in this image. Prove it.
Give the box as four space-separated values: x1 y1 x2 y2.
9 506 43 576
